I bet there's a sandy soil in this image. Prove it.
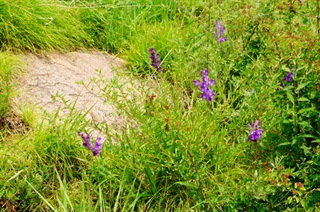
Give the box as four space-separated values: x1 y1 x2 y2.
14 50 128 131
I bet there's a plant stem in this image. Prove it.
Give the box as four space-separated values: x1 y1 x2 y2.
206 1 213 68
318 0 320 36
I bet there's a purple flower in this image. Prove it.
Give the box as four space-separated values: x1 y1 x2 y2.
78 131 102 156
215 20 226 44
193 68 215 102
148 48 162 72
248 120 263 142
279 71 294 89
298 0 302 3
283 72 293 82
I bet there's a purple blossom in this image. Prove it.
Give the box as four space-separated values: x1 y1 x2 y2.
279 71 294 89
148 48 162 72
248 120 263 142
215 20 226 44
283 72 293 82
78 131 102 156
298 0 302 3
193 68 215 102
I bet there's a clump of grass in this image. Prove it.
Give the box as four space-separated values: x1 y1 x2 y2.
0 52 20 118
0 0 91 52
78 0 178 53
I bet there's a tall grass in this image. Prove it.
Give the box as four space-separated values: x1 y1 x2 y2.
0 0 91 52
0 52 20 118
0 0 320 211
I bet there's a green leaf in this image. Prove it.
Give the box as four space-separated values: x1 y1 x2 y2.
298 121 311 127
299 134 316 138
283 119 293 123
297 107 316 114
297 97 309 102
292 139 297 145
286 91 295 105
278 142 291 146
311 139 320 143
296 82 311 91
174 181 199 189
288 196 293 204
144 167 157 194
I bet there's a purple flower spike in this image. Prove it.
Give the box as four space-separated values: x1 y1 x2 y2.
248 120 263 142
78 131 102 156
92 137 102 156
193 68 215 102
283 72 293 82
298 0 302 4
215 20 226 44
148 48 162 72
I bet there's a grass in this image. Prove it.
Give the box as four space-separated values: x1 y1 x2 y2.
0 52 20 118
1 0 320 211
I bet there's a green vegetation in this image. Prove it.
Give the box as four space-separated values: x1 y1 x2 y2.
1 0 320 211
0 52 19 118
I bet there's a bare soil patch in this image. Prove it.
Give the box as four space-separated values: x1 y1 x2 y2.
14 50 127 130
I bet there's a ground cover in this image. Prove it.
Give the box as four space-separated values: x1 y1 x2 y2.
0 0 320 211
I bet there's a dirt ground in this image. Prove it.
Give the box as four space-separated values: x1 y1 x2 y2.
13 50 128 134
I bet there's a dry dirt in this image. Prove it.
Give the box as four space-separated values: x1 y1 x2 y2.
13 50 130 134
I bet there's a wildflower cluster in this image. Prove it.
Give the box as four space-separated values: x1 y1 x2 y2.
145 19 263 145
215 20 226 44
248 120 263 142
78 131 102 156
193 68 215 102
148 47 162 72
